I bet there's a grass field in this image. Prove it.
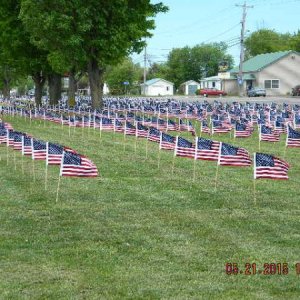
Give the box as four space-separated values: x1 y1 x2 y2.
1 114 300 299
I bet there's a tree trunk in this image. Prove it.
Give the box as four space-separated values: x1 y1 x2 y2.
87 58 103 109
48 72 62 106
32 72 46 107
68 71 77 107
2 79 10 100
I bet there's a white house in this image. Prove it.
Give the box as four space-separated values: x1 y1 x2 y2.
180 80 201 95
199 76 222 90
141 78 174 96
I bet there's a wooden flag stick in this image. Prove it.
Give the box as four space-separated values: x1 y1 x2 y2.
193 158 197 182
55 175 61 203
157 148 161 169
123 132 126 152
14 152 17 170
253 179 257 205
45 164 48 191
134 136 138 153
214 164 219 192
6 145 9 166
32 159 36 182
21 154 24 174
145 139 148 159
171 155 175 175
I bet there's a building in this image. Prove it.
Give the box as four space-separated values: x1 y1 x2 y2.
226 50 300 96
180 80 201 95
141 78 174 96
199 76 222 90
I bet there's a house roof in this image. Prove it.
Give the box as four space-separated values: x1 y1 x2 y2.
230 50 298 73
180 80 200 86
142 78 173 86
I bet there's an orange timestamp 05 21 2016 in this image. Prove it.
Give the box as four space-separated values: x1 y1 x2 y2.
225 262 300 275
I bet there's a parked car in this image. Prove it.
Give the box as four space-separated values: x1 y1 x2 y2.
197 88 227 97
292 85 300 96
247 87 266 97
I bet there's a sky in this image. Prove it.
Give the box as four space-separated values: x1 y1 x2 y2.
131 0 300 67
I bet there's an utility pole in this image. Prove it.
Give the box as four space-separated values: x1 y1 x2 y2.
236 2 253 97
143 45 147 95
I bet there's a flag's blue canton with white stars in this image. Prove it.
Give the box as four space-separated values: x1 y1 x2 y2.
261 125 272 134
115 119 123 126
8 130 15 139
295 115 300 124
126 121 135 129
288 126 300 139
256 153 274 167
14 132 24 142
202 120 208 127
48 143 63 154
0 128 7 136
221 143 238 156
63 151 81 165
149 127 160 136
162 132 175 143
275 120 284 128
197 138 213 150
102 117 113 124
236 123 246 131
137 123 148 131
24 136 31 146
178 137 192 148
33 140 46 150
212 120 222 127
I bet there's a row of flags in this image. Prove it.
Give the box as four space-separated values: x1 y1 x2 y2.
0 120 98 178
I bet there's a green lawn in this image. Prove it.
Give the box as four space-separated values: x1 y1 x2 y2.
0 115 300 299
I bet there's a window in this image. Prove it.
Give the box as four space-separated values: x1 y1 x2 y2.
212 82 216 88
264 79 279 89
166 86 169 91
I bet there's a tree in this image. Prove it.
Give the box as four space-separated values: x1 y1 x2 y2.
244 29 291 58
20 0 168 108
0 0 56 105
165 43 233 89
104 58 142 95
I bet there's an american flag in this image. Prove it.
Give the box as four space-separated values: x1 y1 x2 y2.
46 142 64 165
160 132 175 150
101 117 114 131
167 119 179 131
254 152 289 180
114 119 124 132
148 126 161 143
32 139 47 160
293 114 300 129
195 137 220 161
175 136 195 158
124 121 136 135
212 120 231 134
201 119 211 135
136 122 148 138
234 122 251 138
274 119 286 134
259 125 280 142
13 132 25 151
218 142 251 166
286 125 300 147
157 118 167 130
0 128 7 144
60 150 98 177
22 135 33 156
7 130 15 147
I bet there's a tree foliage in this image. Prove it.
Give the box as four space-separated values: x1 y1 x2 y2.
164 43 233 89
104 58 143 95
244 29 292 58
20 0 168 108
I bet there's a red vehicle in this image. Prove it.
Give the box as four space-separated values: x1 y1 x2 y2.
197 88 227 97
